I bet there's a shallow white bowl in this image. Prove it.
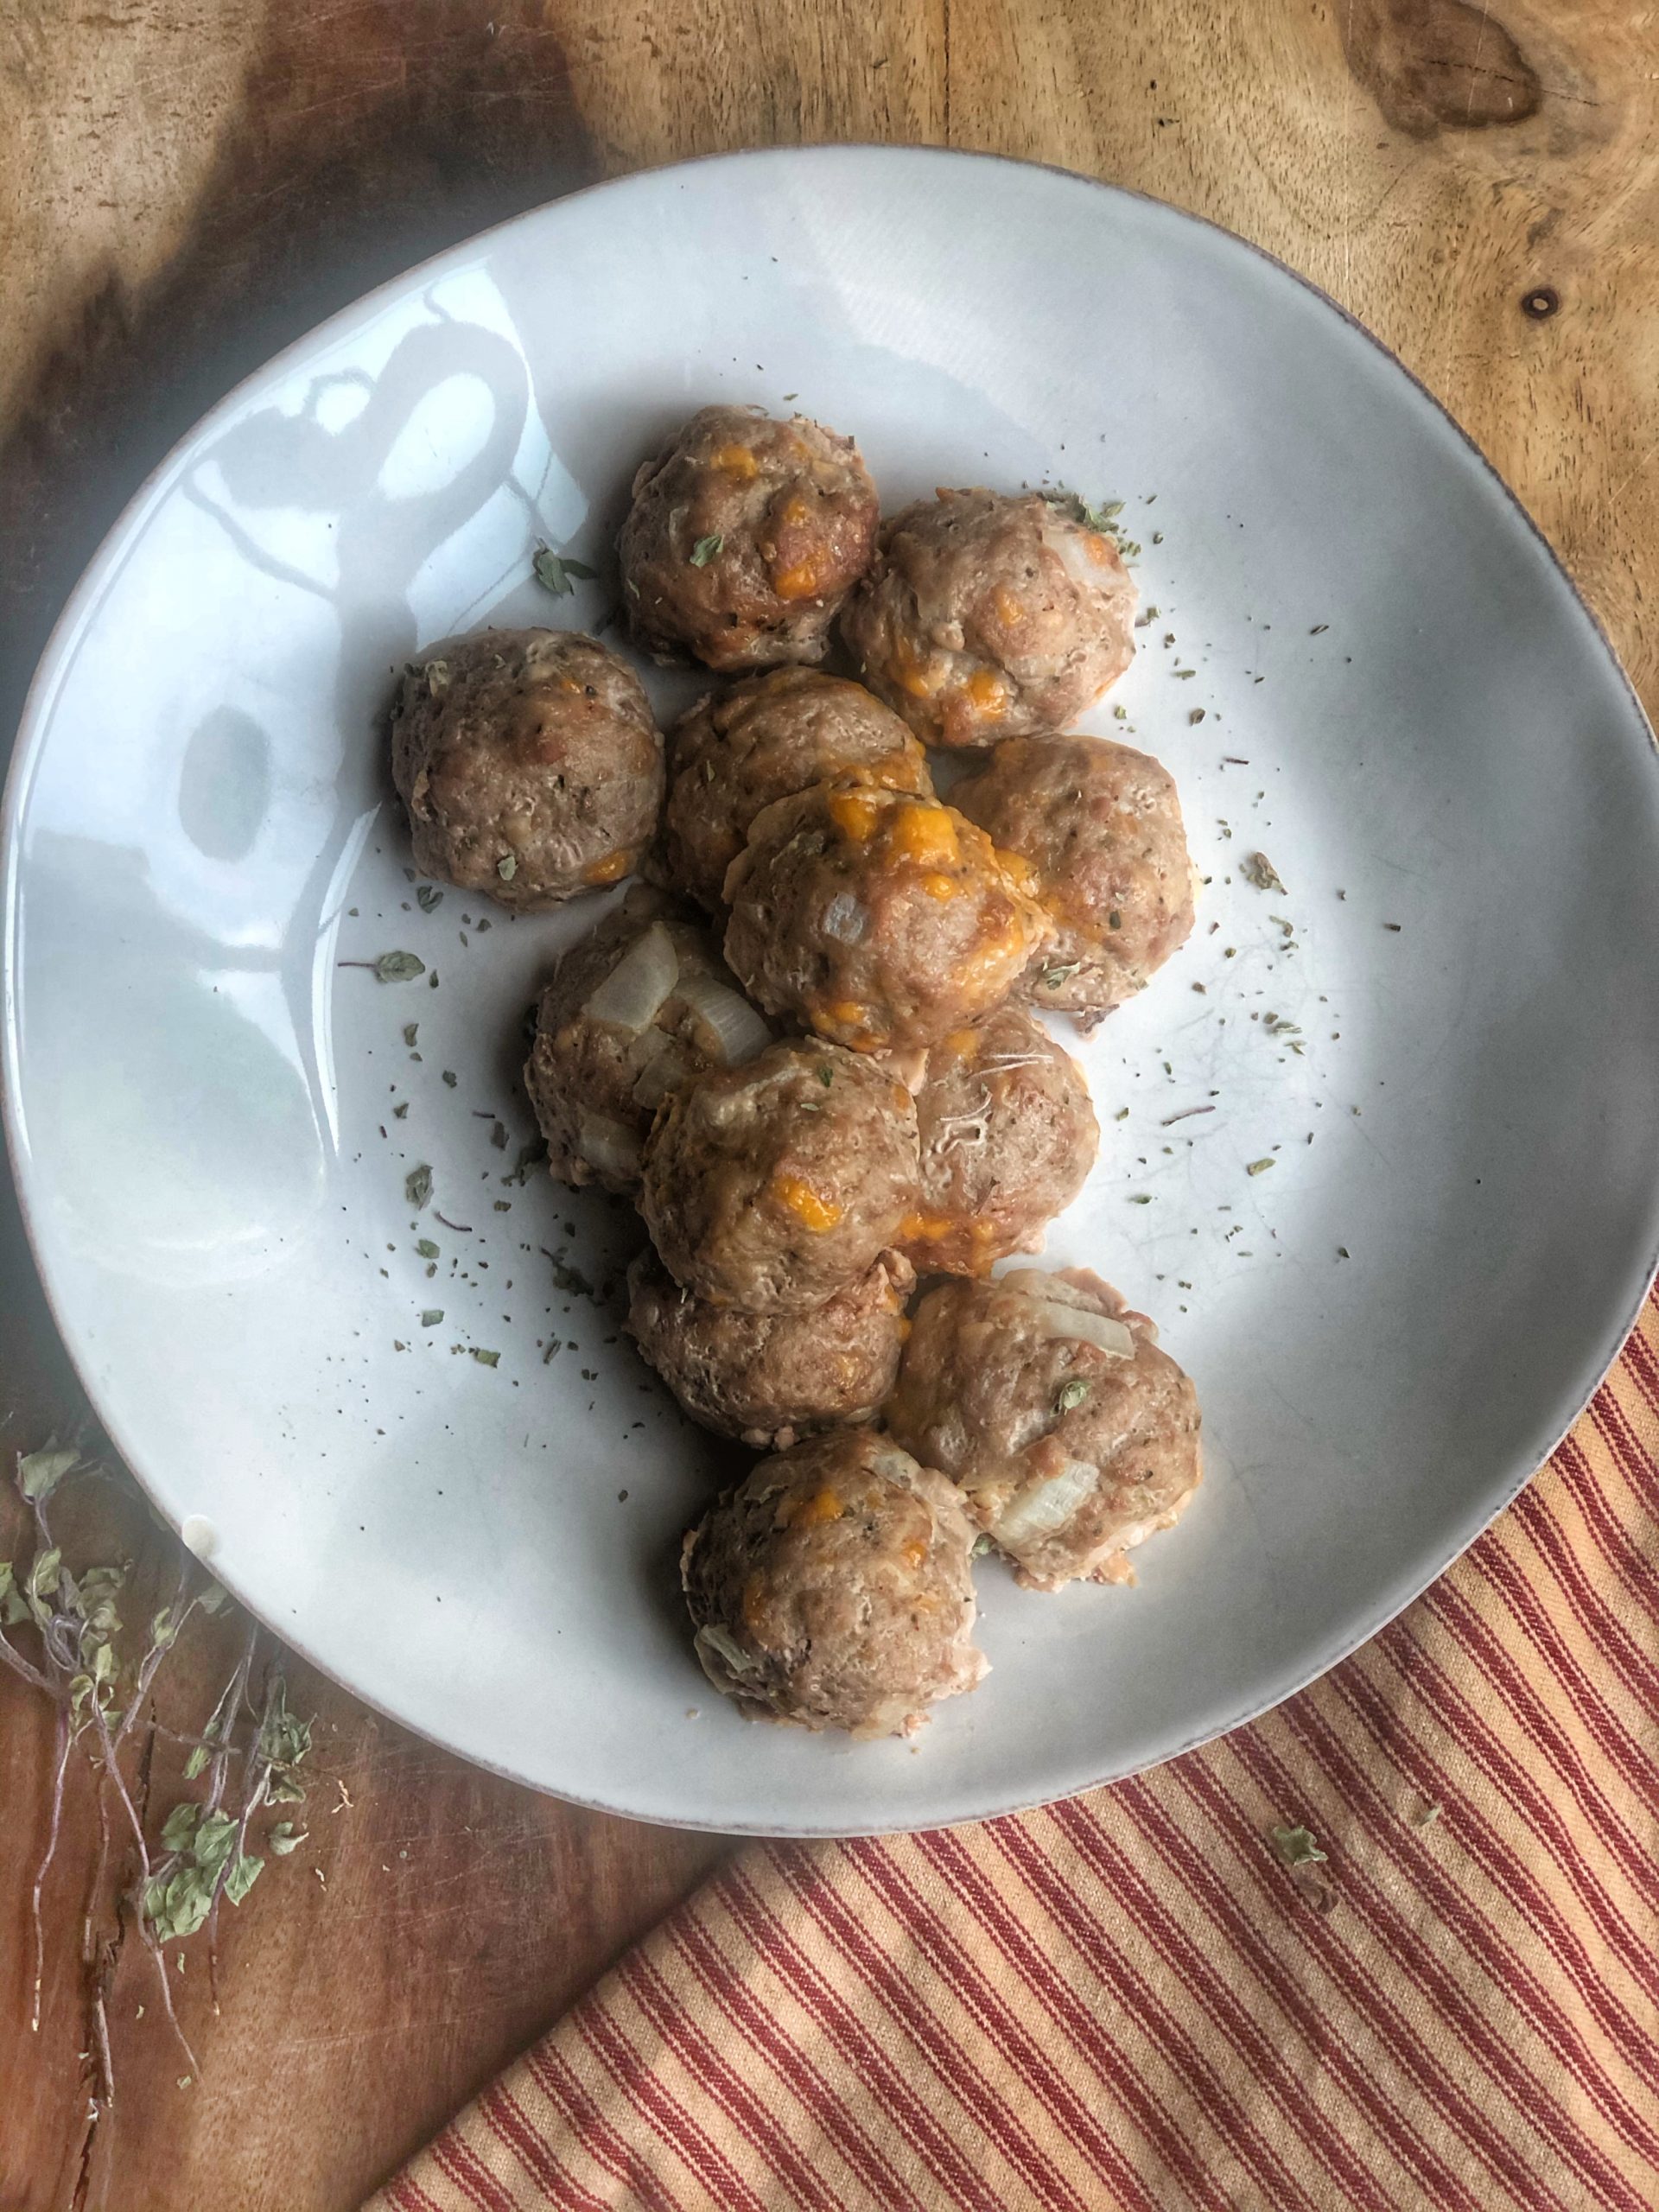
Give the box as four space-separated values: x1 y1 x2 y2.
6 148 1658 1834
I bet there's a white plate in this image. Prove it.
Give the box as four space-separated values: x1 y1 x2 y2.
6 148 1659 1835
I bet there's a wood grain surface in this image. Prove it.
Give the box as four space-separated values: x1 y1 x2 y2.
3 3 1656 2207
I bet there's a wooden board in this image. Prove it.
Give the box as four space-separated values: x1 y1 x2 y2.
3 2 1655 2204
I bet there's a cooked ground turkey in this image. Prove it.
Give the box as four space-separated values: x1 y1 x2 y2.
620 406 879 671
884 1267 1201 1591
681 1427 987 1736
639 1038 918 1313
659 669 931 912
389 627 662 909
723 784 1051 1054
524 885 771 1195
627 1246 912 1448
952 734 1196 1027
840 488 1137 747
904 1002 1098 1275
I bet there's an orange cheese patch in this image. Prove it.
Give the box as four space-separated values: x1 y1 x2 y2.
828 788 882 842
965 668 1008 716
712 442 760 480
900 1209 958 1245
995 847 1040 895
888 802 959 867
772 559 824 601
788 1484 849 1529
582 849 632 887
771 1173 843 1232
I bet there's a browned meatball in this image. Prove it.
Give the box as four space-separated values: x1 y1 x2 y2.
953 735 1196 1027
840 489 1138 748
639 1039 918 1313
902 1004 1099 1276
627 1247 912 1449
619 407 879 672
885 1268 1201 1592
681 1429 987 1736
523 887 772 1195
659 671 932 912
723 784 1052 1055
389 629 663 908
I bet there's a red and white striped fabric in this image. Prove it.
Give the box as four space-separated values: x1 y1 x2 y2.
366 1295 1659 2212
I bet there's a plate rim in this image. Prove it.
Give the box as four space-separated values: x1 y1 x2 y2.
5 142 1658 1837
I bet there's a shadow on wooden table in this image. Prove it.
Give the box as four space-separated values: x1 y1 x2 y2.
1 8 727 2209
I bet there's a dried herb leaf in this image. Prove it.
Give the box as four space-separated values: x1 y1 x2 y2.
1039 962 1081 988
268 1822 307 1855
18 1446 78 1502
496 855 518 882
403 1024 419 1047
689 534 723 568
1246 1158 1275 1176
374 951 426 983
416 1238 440 1259
1269 1824 1328 1869
1055 1379 1090 1414
161 1801 201 1853
405 1165 433 1211
1239 851 1286 894
532 544 598 597
421 1310 444 1328
223 1854 264 1906
471 1348 501 1368
416 885 443 913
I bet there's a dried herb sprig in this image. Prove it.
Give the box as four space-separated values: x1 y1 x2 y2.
1 1440 311 2115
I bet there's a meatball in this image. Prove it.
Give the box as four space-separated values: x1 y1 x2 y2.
523 887 772 1195
660 670 931 912
953 735 1196 1026
627 1247 912 1449
619 407 879 672
885 1268 1201 1592
903 1004 1099 1276
681 1429 987 1736
840 488 1138 748
389 628 663 908
639 1038 918 1313
723 784 1051 1055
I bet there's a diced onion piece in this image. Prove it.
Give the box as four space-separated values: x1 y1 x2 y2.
1040 504 1126 593
991 1459 1099 1550
1027 1303 1135 1360
576 1115 642 1180
632 1037 694 1111
823 892 868 944
695 1623 760 1679
870 1445 920 1485
582 923 678 1033
675 970 772 1065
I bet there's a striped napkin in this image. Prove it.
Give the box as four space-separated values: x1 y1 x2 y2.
366 1294 1659 2212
